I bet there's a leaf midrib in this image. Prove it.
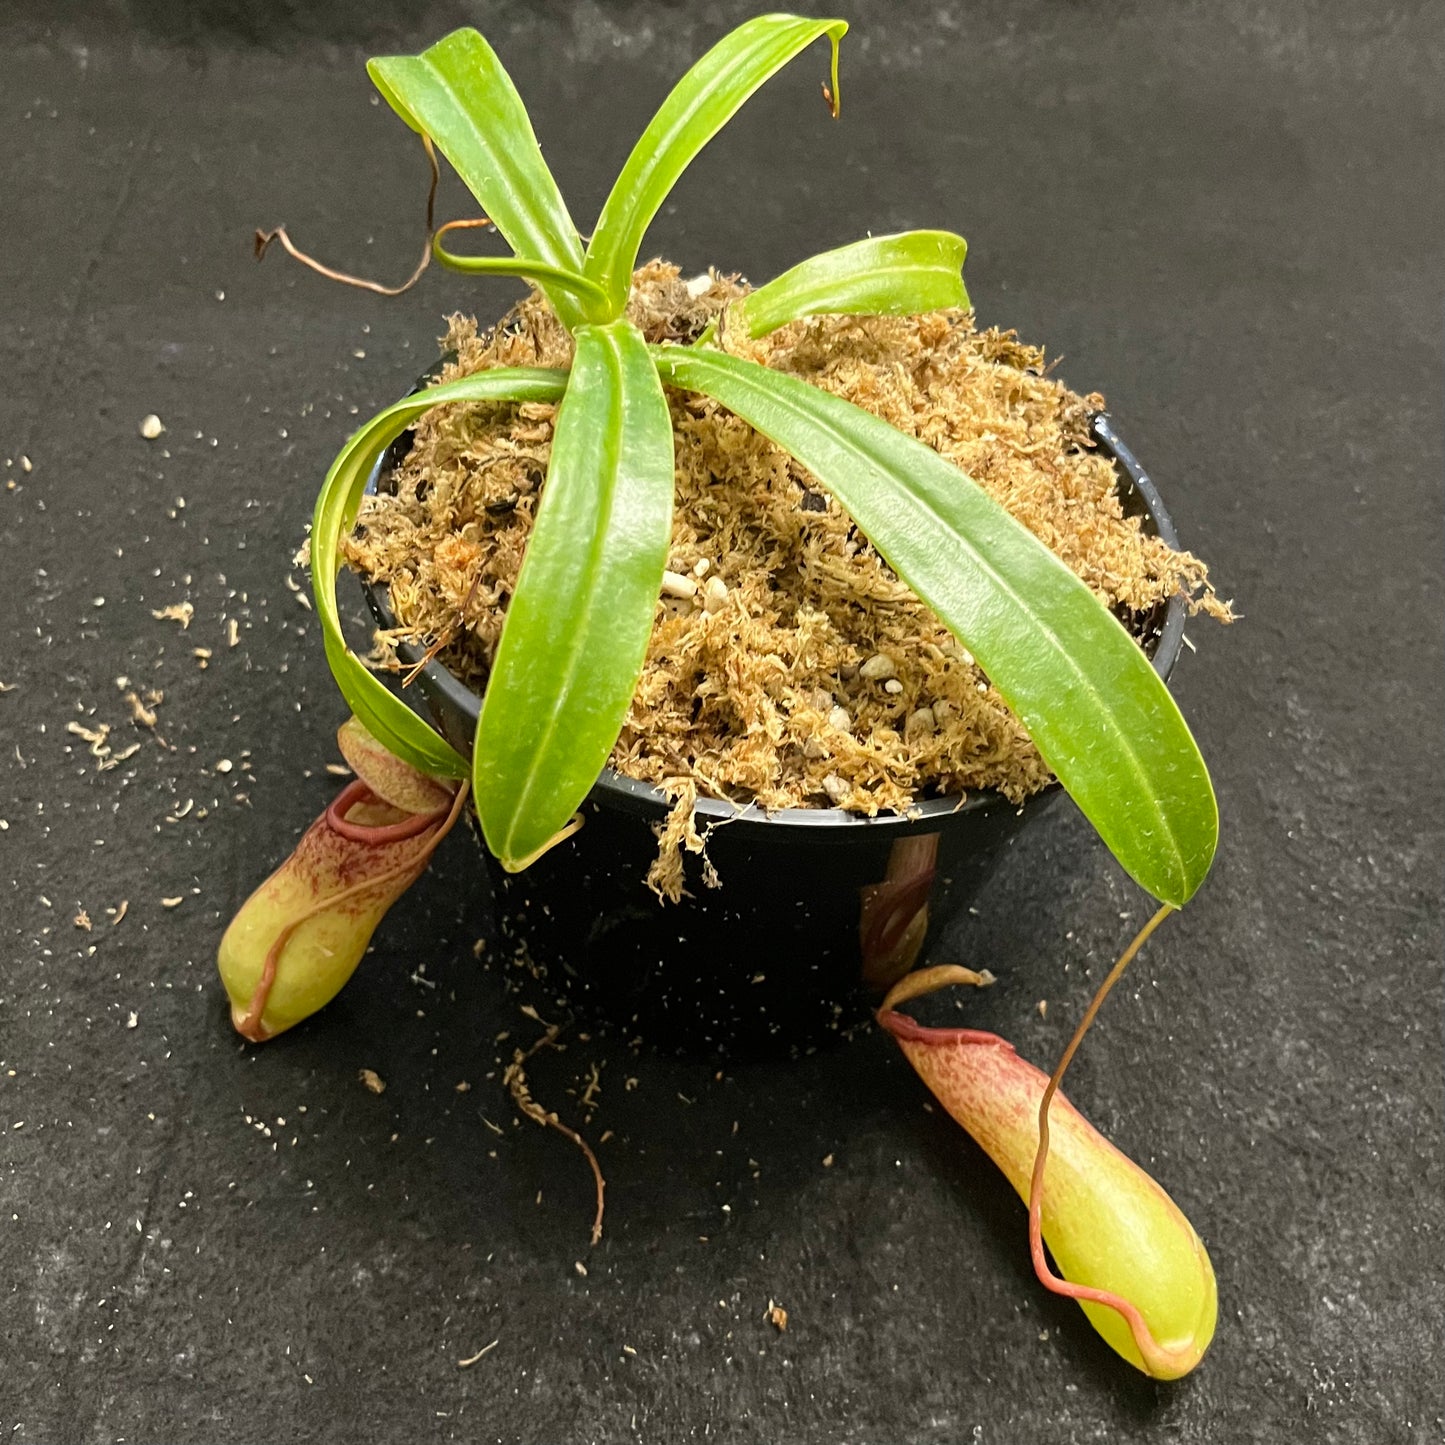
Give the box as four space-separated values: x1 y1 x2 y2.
495 334 627 858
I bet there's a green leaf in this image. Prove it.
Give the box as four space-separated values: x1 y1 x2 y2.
312 368 570 780
368 29 592 327
474 321 675 870
652 348 1217 905
728 231 969 340
584 14 848 315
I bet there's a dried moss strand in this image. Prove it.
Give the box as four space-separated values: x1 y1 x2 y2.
505 1024 607 1245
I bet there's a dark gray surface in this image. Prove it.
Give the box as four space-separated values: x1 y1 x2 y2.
1 2 1441 1441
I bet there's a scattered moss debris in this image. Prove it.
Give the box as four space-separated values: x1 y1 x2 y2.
151 601 194 630
457 1339 499 1369
345 262 1231 899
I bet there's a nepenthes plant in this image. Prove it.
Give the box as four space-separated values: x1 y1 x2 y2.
224 13 1222 1379
300 15 1215 899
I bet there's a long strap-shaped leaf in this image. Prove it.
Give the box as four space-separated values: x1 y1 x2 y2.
584 14 848 315
475 322 675 870
728 231 969 340
312 368 569 780
652 348 1217 906
368 30 592 328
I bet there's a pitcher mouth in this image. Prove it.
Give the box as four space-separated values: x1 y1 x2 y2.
325 778 449 843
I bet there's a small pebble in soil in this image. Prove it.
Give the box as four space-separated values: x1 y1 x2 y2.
702 576 729 614
905 706 936 736
139 414 166 440
859 653 897 681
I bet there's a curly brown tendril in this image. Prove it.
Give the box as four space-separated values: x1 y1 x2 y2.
253 134 493 296
502 813 586 873
431 215 504 251
1027 902 1182 1375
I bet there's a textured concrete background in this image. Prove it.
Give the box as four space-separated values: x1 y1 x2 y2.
1 2 1441 1441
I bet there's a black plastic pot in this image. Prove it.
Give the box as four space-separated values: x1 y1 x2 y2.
362 409 1185 1056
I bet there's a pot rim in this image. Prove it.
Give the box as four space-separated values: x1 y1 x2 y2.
359 407 1186 832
